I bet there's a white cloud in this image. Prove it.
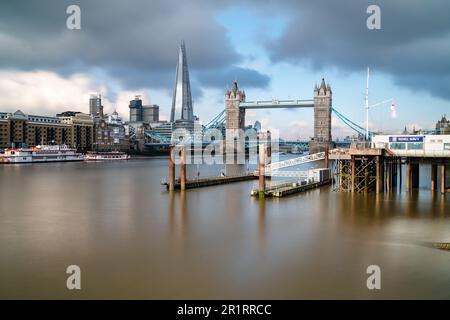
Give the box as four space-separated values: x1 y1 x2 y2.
332 117 357 138
0 70 106 116
0 70 175 122
280 120 312 140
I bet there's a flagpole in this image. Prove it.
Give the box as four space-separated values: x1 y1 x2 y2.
365 66 370 140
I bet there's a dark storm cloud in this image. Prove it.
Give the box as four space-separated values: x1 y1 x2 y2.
2 0 449 102
0 0 269 93
197 67 270 89
262 0 450 100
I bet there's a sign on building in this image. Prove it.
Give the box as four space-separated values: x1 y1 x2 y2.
389 136 424 143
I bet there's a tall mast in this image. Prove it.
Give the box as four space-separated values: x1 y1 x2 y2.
365 66 370 140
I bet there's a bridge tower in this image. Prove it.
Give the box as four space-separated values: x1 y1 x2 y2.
310 78 334 154
225 80 246 175
225 80 246 130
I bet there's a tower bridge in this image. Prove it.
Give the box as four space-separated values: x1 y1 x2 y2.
146 40 360 149
240 99 314 109
225 78 333 154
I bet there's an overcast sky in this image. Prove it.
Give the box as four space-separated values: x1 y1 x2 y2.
0 0 449 139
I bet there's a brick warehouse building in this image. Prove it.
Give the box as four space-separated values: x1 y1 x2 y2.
0 110 94 150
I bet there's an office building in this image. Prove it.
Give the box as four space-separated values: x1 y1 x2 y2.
89 94 102 118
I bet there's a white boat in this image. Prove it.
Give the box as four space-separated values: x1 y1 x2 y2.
84 151 130 161
0 145 84 164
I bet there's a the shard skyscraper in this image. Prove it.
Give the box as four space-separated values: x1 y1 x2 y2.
170 41 194 122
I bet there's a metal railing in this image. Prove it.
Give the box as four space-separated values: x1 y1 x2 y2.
350 141 372 149
266 152 325 171
266 170 309 178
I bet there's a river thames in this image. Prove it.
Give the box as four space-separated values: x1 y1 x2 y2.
1 158 450 299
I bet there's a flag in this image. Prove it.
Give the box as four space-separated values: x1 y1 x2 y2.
390 103 397 118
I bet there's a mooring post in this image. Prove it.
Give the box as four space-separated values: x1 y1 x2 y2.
266 130 271 166
266 131 272 181
431 163 437 192
441 163 446 194
180 145 186 191
168 145 175 191
258 144 266 198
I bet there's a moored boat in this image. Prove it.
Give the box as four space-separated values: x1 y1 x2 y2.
0 145 84 164
84 151 130 161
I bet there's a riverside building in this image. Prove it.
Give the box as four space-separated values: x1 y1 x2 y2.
56 111 94 150
0 110 72 149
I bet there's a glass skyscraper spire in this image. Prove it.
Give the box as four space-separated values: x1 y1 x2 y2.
170 41 194 122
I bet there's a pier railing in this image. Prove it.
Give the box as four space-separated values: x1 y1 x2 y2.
266 152 325 171
350 141 372 149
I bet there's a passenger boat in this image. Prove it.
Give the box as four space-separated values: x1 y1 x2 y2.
84 151 130 161
0 145 84 164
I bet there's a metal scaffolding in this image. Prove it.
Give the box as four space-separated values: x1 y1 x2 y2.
332 156 377 193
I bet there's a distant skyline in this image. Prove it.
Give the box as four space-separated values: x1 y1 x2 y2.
0 0 449 139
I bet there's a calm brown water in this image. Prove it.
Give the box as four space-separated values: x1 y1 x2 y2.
1 158 450 299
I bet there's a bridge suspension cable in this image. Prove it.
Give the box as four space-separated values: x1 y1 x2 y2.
201 106 376 141
204 109 226 129
331 107 375 137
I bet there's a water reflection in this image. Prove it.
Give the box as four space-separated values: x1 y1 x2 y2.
1 160 450 299
257 198 266 251
168 190 188 241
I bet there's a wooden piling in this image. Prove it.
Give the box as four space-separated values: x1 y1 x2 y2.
180 145 186 191
441 163 446 194
258 144 266 198
392 158 397 188
376 155 382 194
266 131 271 181
412 163 419 188
431 163 437 191
406 159 411 192
386 160 391 192
168 145 175 191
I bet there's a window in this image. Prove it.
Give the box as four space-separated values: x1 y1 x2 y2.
390 142 406 150
407 142 423 150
